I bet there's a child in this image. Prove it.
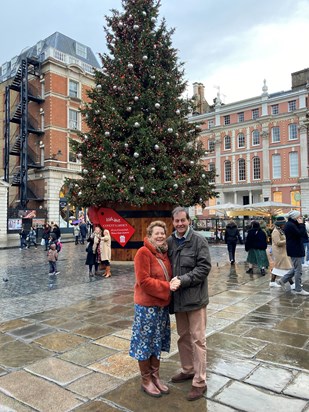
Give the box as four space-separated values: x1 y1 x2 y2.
73 224 80 245
47 243 59 276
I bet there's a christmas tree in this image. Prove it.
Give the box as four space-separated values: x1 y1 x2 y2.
66 0 217 208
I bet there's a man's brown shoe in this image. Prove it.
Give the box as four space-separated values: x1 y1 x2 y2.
186 385 207 401
171 372 194 383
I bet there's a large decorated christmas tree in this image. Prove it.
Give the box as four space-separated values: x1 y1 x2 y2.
66 0 217 208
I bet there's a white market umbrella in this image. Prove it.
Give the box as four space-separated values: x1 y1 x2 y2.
242 201 299 216
204 203 243 215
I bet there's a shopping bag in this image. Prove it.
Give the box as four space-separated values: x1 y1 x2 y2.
41 238 45 246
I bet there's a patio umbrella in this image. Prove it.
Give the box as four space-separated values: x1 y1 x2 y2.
242 201 299 216
204 202 243 211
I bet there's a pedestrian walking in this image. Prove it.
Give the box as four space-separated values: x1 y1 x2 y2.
245 221 269 275
100 229 112 277
129 221 178 398
19 226 28 250
278 210 309 296
27 226 38 249
51 223 61 241
270 217 294 289
167 206 211 401
79 220 88 244
42 224 51 250
224 220 242 264
73 224 80 245
47 243 59 276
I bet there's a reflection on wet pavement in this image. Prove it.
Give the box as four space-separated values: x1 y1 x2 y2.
0 243 308 411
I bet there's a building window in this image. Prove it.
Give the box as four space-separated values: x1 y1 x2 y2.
238 133 245 148
224 115 230 125
238 158 246 181
224 135 231 150
271 104 279 115
209 163 215 183
252 108 259 120
208 119 215 129
238 112 244 122
288 123 298 140
208 140 215 152
69 109 79 130
252 157 261 180
224 161 231 182
75 42 87 59
273 191 282 203
271 126 280 143
289 152 299 177
69 79 79 98
288 100 296 112
69 141 78 162
252 130 260 146
272 154 281 179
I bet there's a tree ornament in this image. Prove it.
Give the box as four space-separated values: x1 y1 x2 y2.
142 11 147 16
154 144 160 151
113 85 117 90
190 160 194 165
133 152 139 158
167 128 173 133
173 170 177 175
155 103 160 109
133 24 139 30
124 143 129 148
173 183 178 189
96 84 102 90
84 135 88 140
134 122 140 128
166 81 170 85
77 153 83 159
201 174 206 178
118 21 123 28
151 188 156 194
181 190 185 195
151 17 156 23
117 169 122 174
151 75 156 80
187 178 192 183
105 131 110 137
129 175 135 181
134 96 139 101
83 169 88 174
142 55 148 61
176 109 180 115
151 167 156 172
102 175 107 180
78 191 82 196
95 110 100 114
128 63 133 69
140 186 144 192
126 106 132 112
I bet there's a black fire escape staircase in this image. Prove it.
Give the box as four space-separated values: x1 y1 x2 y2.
4 58 45 209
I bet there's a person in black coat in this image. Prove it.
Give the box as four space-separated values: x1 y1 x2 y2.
85 232 100 277
224 220 242 264
245 221 269 275
278 211 309 295
79 220 88 244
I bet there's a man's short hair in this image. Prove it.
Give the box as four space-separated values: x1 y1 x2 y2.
171 206 190 220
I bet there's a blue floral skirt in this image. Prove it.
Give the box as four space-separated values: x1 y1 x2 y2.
129 304 171 361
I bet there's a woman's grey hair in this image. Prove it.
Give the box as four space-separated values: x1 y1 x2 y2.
146 221 167 237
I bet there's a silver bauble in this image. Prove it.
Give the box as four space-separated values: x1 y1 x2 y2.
155 103 160 109
102 175 107 180
133 24 139 30
167 128 173 133
134 122 140 128
105 131 110 137
154 144 159 151
134 96 139 101
176 109 180 115
142 55 148 61
133 152 139 158
173 184 178 189
140 186 144 192
128 63 133 69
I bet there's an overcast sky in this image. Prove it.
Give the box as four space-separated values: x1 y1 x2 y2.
1 0 308 103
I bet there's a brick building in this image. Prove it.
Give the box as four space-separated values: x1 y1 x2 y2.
191 69 309 217
0 32 100 232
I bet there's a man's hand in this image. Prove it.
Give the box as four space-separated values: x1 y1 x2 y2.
170 277 181 291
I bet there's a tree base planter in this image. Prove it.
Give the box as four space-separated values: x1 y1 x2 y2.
88 203 174 261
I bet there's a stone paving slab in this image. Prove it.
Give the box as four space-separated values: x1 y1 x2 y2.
283 372 309 399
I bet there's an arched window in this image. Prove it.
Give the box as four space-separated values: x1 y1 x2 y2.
238 158 246 181
224 160 231 182
253 157 260 180
224 135 231 150
238 133 245 148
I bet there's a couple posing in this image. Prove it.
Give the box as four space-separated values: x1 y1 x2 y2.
129 206 211 402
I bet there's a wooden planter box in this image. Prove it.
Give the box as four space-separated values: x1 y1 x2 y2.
90 203 174 261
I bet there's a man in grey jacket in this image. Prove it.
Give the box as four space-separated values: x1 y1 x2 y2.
167 206 211 401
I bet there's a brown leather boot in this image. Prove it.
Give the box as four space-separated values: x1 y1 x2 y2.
150 356 169 394
104 265 111 278
138 360 162 398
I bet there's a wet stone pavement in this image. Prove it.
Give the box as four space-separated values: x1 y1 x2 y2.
0 242 308 411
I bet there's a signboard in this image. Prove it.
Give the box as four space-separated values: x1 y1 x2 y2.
8 219 22 230
97 207 135 247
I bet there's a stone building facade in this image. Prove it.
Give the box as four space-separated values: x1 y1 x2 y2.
191 70 309 216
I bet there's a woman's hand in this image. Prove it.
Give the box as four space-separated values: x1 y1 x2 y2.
170 277 181 291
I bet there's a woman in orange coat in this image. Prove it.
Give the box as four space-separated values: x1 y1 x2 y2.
129 221 180 398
